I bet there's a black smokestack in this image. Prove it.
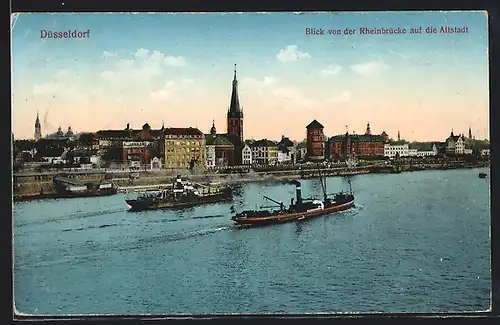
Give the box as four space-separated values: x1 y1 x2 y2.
290 180 302 205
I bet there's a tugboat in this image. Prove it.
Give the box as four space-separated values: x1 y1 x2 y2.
478 172 487 178
125 175 233 211
231 167 355 227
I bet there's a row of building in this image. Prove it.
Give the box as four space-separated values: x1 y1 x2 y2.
22 64 487 170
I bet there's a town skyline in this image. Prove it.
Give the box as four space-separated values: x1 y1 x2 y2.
12 12 489 142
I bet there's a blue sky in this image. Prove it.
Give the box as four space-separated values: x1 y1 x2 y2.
11 11 489 141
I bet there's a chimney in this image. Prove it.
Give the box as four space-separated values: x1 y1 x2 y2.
290 180 302 205
296 184 302 205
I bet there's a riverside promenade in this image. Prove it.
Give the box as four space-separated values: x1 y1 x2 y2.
13 160 490 199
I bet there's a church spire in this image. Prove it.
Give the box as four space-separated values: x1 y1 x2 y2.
365 122 371 135
34 111 42 140
468 126 472 139
228 63 241 117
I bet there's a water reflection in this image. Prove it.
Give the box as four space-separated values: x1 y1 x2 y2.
295 223 302 236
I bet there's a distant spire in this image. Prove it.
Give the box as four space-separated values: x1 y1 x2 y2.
210 119 217 136
397 130 400 141
468 126 472 139
365 122 371 135
234 63 237 81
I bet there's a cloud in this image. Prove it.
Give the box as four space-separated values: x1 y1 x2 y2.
321 64 343 76
100 48 188 85
133 48 150 60
164 56 187 67
32 82 88 103
326 90 352 103
33 82 60 96
272 86 318 108
55 69 69 78
350 61 388 75
100 51 118 59
240 76 279 89
149 78 201 102
276 45 311 63
100 70 119 83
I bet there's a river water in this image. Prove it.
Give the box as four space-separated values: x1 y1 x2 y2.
13 167 491 315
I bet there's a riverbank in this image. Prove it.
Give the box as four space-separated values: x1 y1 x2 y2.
13 162 489 201
117 162 489 191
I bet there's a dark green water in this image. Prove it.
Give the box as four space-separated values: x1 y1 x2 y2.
13 167 491 315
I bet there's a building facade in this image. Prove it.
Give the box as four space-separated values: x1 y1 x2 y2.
306 120 325 161
277 136 295 164
277 147 292 164
445 131 467 155
251 139 278 166
415 143 439 157
205 143 216 169
205 134 235 167
329 128 385 159
96 123 164 163
384 143 410 158
121 123 159 165
161 127 205 169
242 143 252 165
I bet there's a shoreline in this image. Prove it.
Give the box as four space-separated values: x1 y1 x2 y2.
13 163 489 201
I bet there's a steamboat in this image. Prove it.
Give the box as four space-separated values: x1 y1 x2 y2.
125 175 233 211
231 167 355 227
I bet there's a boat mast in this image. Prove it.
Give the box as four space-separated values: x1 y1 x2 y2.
317 163 327 202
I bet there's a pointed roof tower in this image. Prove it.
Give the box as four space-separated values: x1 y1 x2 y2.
469 126 472 139
210 119 217 135
365 122 371 135
227 64 242 118
35 111 41 127
397 130 401 141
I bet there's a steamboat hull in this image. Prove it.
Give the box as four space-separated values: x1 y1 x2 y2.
232 199 355 227
126 192 233 211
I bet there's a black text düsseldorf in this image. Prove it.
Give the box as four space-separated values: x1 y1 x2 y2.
40 29 90 39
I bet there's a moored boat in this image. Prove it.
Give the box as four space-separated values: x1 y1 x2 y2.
125 175 233 211
52 174 118 198
231 167 355 227
478 172 487 178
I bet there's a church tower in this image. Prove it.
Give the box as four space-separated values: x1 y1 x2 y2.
468 126 472 139
226 64 244 143
210 119 217 136
364 122 371 135
34 111 42 140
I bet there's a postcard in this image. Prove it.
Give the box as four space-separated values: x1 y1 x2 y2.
11 11 490 317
